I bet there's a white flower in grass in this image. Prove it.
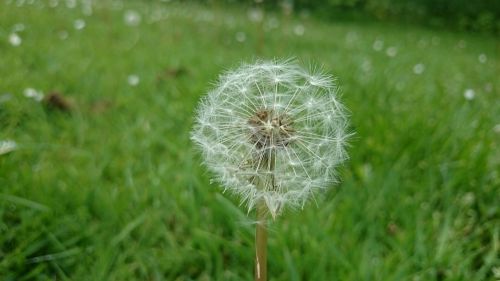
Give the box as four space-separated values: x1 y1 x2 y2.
23 88 44 102
127 74 140 86
124 10 141 26
8 33 22 46
464 89 475 100
0 140 17 155
74 19 85 30
191 60 350 218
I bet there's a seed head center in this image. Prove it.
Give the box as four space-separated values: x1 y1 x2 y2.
248 109 294 149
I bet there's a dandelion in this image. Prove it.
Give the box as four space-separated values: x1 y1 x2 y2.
413 63 425 75
372 39 383 51
248 8 264 23
464 89 475 100
8 33 22 46
293 24 305 36
124 10 141 26
127 74 140 86
58 30 69 40
0 140 17 156
386 46 398 57
23 88 44 102
235 32 246 42
73 19 85 30
191 60 350 280
478 54 487 63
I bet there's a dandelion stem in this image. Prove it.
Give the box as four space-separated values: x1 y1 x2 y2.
255 202 267 281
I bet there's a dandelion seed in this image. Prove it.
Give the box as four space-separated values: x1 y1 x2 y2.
478 54 487 63
124 10 141 26
191 60 350 218
386 46 397 57
293 24 305 36
413 63 425 75
372 39 383 51
235 32 246 42
23 88 44 101
73 19 85 30
463 89 475 100
493 124 500 134
0 140 17 155
8 33 22 46
127 74 140 86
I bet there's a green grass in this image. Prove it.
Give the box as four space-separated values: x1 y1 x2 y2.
0 0 499 280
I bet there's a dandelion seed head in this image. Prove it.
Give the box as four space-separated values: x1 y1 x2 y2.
23 88 44 102
191 60 350 218
478 54 487 64
73 19 85 30
413 63 425 75
464 89 475 100
127 74 140 86
0 140 17 155
386 46 398 57
8 33 22 46
124 10 141 26
235 32 246 42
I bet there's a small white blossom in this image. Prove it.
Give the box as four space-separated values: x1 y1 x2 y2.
124 10 141 26
386 46 398 57
8 33 22 46
478 54 487 63
0 140 17 155
127 74 140 86
23 88 44 101
235 32 246 42
464 89 475 100
248 8 264 23
372 39 383 51
191 60 350 217
58 30 69 40
293 24 305 36
413 63 425 75
74 19 86 30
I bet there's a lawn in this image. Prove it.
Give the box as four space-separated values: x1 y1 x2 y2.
0 0 499 280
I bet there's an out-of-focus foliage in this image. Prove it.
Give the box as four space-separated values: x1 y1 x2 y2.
220 0 500 33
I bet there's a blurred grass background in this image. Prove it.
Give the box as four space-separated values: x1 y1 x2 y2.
0 0 499 280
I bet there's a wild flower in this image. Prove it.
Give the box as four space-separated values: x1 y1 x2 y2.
0 140 17 156
191 60 350 218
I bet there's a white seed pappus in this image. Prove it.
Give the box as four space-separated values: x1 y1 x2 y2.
191 60 350 217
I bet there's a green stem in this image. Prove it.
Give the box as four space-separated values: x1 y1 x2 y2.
255 202 267 281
